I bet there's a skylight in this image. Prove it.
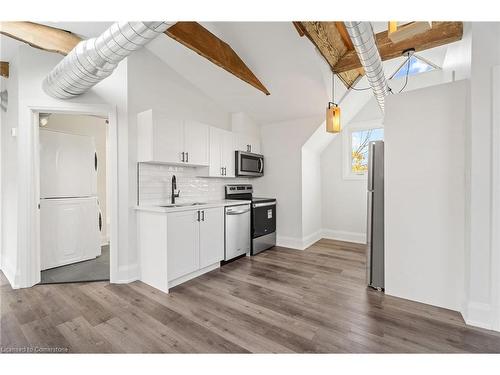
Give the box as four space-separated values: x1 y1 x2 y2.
392 55 436 79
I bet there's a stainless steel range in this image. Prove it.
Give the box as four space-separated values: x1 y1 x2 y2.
225 184 276 255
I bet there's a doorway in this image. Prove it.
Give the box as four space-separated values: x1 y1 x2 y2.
37 112 110 284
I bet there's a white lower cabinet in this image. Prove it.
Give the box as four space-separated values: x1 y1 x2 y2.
199 207 225 268
167 210 200 281
138 206 224 293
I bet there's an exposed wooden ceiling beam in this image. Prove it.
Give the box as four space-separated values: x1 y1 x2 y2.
334 21 463 73
0 21 81 55
0 61 9 78
0 21 270 95
294 21 363 88
387 21 432 44
165 22 270 95
335 22 354 50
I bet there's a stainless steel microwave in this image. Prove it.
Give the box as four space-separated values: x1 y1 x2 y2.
235 151 264 177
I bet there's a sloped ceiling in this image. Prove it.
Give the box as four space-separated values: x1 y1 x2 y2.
2 21 453 125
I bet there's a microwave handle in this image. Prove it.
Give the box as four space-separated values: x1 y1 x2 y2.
258 158 263 173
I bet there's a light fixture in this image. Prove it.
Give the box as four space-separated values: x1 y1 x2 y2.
326 73 341 133
39 113 50 127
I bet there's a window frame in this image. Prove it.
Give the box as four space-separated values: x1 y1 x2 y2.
342 120 384 181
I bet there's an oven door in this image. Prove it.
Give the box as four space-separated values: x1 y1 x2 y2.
252 202 276 238
236 151 264 177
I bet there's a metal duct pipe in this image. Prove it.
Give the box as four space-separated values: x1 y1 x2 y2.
43 22 174 99
344 21 389 112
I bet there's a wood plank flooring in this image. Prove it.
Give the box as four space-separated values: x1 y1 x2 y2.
2 239 500 353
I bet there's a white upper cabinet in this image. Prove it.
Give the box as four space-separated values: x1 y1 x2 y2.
184 120 209 166
207 127 235 177
234 133 261 154
208 126 224 177
137 109 209 166
222 130 236 178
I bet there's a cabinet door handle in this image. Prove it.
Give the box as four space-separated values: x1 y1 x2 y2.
223 167 226 176
201 210 205 221
197 210 200 222
221 167 224 176
181 152 185 162
186 152 189 163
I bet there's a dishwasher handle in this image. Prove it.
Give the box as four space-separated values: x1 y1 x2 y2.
226 208 251 215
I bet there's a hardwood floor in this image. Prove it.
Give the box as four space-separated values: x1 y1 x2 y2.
2 239 500 353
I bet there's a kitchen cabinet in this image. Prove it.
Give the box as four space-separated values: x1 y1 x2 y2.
207 127 235 177
167 210 200 281
184 120 210 165
137 205 228 292
166 206 224 283
199 207 225 268
137 109 209 166
234 133 261 154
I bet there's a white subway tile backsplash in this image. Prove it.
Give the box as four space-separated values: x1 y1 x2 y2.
138 163 251 206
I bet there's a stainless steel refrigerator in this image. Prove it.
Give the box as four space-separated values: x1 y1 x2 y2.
366 140 384 290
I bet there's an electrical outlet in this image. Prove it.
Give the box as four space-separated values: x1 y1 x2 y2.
11 127 17 137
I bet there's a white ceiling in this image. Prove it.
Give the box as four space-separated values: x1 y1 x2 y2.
1 21 455 125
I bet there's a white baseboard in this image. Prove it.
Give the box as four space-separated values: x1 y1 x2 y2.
277 230 323 250
321 229 366 244
463 300 494 330
277 229 365 250
114 263 139 284
276 235 306 250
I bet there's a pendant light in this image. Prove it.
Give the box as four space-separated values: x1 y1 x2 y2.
326 73 341 133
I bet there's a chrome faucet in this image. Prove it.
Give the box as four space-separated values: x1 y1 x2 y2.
171 175 180 204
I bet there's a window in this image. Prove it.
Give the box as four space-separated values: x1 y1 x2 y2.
351 128 384 174
392 55 436 79
343 121 384 180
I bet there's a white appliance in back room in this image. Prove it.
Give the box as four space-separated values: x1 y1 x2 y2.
39 129 102 270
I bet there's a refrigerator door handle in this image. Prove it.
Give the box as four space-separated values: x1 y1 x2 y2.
366 191 373 285
94 151 98 172
367 142 375 191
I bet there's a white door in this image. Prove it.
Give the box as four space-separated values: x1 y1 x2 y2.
155 117 184 164
40 197 100 270
222 130 236 178
209 127 224 177
40 130 97 198
167 210 200 281
199 207 224 268
184 120 209 166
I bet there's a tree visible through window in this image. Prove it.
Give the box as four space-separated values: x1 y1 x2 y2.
351 128 384 174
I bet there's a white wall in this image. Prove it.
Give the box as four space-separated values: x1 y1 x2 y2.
127 48 233 272
321 135 368 244
42 114 109 245
1 45 130 287
254 116 322 248
231 112 260 138
464 22 500 330
319 68 455 245
384 80 467 312
1 49 19 283
301 148 322 246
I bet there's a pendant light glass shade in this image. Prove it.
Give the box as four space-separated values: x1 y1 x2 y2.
326 102 341 133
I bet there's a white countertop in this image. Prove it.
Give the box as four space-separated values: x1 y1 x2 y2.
135 199 251 213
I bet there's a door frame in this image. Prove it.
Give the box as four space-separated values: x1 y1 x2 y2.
491 66 500 331
18 102 118 287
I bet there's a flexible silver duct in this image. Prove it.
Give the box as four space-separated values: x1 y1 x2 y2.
344 21 389 112
43 22 174 99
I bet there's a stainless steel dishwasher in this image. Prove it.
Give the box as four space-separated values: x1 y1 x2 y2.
224 204 251 261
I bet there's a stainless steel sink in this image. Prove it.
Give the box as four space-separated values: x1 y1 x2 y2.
159 202 207 208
